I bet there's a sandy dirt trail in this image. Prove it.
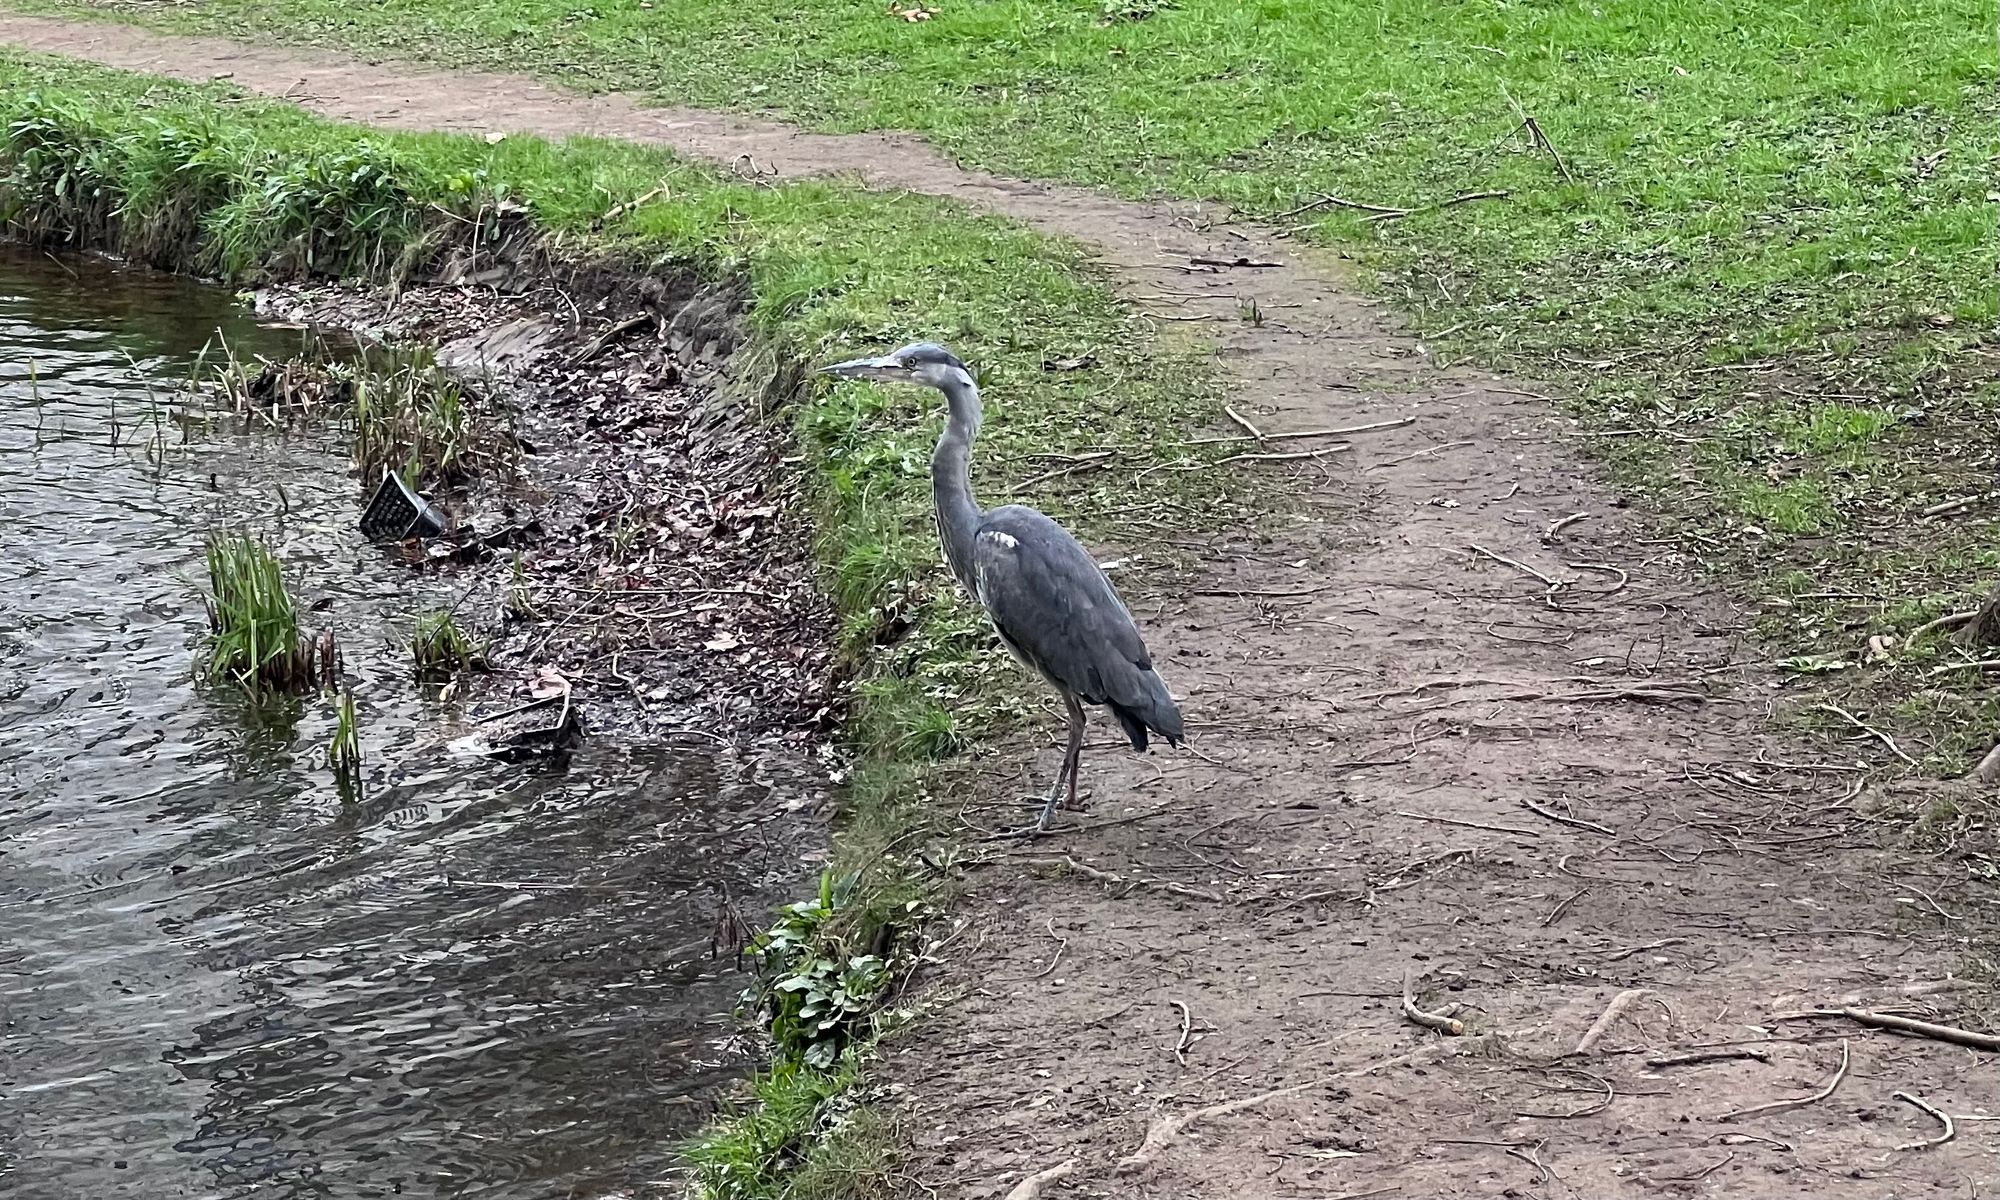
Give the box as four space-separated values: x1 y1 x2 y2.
3 15 1994 1197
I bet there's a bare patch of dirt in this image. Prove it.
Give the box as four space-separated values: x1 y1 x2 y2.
4 16 1995 1197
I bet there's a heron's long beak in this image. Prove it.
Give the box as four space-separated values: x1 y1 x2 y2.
819 354 905 381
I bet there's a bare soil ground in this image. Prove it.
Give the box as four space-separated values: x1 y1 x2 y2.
4 16 1995 1197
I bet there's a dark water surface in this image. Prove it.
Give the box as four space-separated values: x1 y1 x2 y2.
0 246 817 1199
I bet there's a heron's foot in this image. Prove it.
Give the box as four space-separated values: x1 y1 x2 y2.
1061 787 1092 813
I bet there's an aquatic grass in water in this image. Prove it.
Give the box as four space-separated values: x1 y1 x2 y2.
327 686 361 794
409 609 487 679
201 532 337 694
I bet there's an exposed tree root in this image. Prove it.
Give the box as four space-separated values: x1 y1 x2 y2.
1003 1158 1078 1199
1117 1079 1325 1173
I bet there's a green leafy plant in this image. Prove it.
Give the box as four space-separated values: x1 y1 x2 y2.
748 872 893 1071
327 686 362 795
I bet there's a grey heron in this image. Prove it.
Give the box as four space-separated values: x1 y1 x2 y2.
821 342 1183 831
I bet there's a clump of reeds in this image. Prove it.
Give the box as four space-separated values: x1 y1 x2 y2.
201 532 339 693
188 341 510 490
352 359 487 488
328 687 362 795
409 609 488 679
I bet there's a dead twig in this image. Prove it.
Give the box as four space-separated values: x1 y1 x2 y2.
1814 703 1919 767
1653 1152 1734 1183
1544 511 1591 542
1541 887 1588 927
1022 857 1223 905
1181 415 1416 446
1118 1079 1325 1172
1905 610 1976 642
1575 988 1652 1054
1718 1039 1849 1122
1171 999 1194 1066
1891 1090 1955 1151
1520 798 1615 836
1224 405 1267 442
1402 969 1464 1036
1599 937 1689 963
1646 1047 1772 1068
1468 543 1562 589
1269 193 1409 220
1003 1159 1077 1200
1394 810 1542 839
1367 189 1512 222
1835 1007 2000 1051
1027 918 1068 980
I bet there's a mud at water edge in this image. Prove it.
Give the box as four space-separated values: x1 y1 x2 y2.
0 243 840 1199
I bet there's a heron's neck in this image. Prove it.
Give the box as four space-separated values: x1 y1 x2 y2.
931 372 984 592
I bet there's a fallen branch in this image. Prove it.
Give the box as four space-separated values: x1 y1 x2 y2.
1468 543 1562 589
1022 856 1223 905
1718 1039 1849 1122
595 179 672 227
1520 798 1614 836
1891 1090 1955 1151
1814 703 1919 767
1647 1047 1772 1068
1544 511 1591 542
1181 415 1416 447
569 312 651 365
1004 1158 1078 1200
1269 193 1409 220
1574 988 1652 1054
1905 610 1975 643
1171 999 1194 1066
1118 1079 1324 1172
1367 189 1512 222
1599 937 1689 963
1402 969 1465 1036
1394 809 1543 839
1224 405 1267 443
1837 1007 2000 1051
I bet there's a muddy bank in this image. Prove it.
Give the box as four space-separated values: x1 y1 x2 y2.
0 241 842 1199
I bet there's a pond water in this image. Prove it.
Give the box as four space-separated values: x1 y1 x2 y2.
0 245 816 1198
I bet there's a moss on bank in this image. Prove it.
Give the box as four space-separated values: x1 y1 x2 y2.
0 53 1228 1196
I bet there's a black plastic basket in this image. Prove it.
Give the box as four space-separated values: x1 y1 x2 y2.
359 473 447 541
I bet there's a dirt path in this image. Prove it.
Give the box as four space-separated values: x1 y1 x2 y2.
6 15 1995 1197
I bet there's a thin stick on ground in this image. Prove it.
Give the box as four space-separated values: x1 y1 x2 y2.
1117 1078 1325 1172
1646 1047 1771 1067
1171 999 1194 1066
1395 810 1543 839
1021 856 1223 904
1181 415 1415 446
1401 968 1465 1036
1520 798 1615 836
1468 543 1562 589
1003 1158 1077 1200
1718 1040 1849 1123
1574 988 1651 1054
1836 1007 2000 1051
1891 1090 1955 1151
1223 405 1267 442
1905 610 1975 643
1814 703 1920 767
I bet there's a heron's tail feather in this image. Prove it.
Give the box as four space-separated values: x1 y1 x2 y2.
1110 668 1183 752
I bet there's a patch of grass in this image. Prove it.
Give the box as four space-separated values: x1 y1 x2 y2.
0 52 1230 1197
409 609 487 678
684 1057 882 1200
201 531 336 693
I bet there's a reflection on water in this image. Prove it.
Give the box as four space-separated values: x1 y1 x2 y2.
0 245 819 1198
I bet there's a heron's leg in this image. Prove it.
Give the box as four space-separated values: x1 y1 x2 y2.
1037 693 1087 831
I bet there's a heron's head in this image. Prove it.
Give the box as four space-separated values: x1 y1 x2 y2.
820 342 972 391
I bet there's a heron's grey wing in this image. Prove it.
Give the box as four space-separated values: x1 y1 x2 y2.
972 506 1182 748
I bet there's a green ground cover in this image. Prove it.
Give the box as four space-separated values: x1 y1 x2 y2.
20 0 2000 757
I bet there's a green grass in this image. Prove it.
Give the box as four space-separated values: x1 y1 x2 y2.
0 52 1230 1197
201 531 334 693
22 0 2000 758
409 609 488 678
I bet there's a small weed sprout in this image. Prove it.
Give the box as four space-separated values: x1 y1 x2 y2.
328 687 362 794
